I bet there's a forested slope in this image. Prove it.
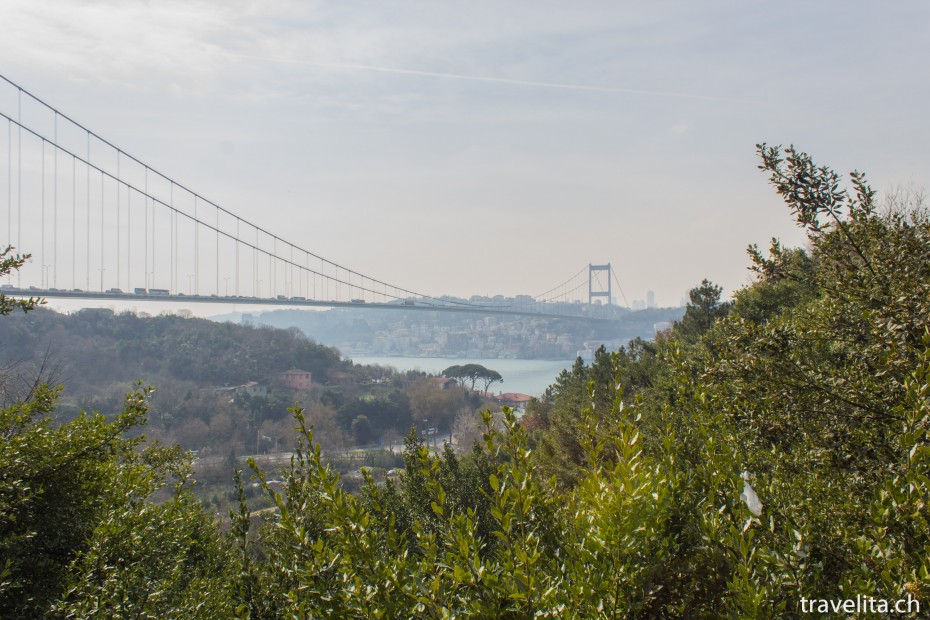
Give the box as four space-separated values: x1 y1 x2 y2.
0 309 348 396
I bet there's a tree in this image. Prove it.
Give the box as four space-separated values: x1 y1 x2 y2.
477 368 503 394
0 246 43 315
460 364 484 391
674 278 730 342
408 379 467 434
443 364 502 392
0 383 237 617
451 406 484 448
441 364 468 388
534 351 619 487
0 251 234 617
351 414 373 445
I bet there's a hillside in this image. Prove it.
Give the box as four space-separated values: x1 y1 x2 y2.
0 308 349 397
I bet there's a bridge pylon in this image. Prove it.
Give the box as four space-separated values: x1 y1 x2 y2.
588 263 612 305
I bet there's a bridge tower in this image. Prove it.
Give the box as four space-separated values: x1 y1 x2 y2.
588 263 612 305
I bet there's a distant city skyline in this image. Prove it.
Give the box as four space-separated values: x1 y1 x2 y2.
2 1 928 307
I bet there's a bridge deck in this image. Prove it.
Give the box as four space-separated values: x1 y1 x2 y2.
3 288 617 322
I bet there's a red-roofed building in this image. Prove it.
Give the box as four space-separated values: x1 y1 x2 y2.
428 377 456 390
495 392 534 413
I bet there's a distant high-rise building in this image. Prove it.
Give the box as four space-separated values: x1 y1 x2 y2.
647 290 656 309
632 299 645 311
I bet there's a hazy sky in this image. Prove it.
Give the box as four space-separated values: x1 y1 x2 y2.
1 0 928 306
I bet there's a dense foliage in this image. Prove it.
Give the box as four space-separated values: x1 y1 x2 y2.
2 146 929 617
0 308 347 396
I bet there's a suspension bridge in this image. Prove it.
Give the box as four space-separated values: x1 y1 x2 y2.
0 74 628 320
